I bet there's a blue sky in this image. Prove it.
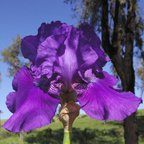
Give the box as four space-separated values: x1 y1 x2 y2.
0 0 144 119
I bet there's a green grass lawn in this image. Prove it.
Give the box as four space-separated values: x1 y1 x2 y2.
0 110 144 144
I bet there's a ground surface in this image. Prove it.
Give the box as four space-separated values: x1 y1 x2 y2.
0 110 144 144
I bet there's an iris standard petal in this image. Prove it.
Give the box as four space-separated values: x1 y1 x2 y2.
58 27 79 86
3 67 59 132
77 38 98 70
37 21 66 38
78 23 109 71
78 72 141 121
21 21 65 64
34 34 66 79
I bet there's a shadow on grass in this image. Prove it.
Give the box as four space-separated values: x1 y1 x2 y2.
25 128 123 144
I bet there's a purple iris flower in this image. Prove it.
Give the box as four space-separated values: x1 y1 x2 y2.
3 21 141 132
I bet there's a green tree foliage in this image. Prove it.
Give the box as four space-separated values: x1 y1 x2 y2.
1 36 26 76
65 0 144 144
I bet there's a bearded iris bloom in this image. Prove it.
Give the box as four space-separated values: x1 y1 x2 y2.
3 21 141 133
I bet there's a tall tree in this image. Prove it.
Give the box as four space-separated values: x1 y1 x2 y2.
65 0 144 144
1 36 26 76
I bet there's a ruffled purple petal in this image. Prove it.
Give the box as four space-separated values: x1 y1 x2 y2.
33 34 66 79
21 21 66 64
33 25 80 87
21 22 109 87
3 67 59 132
37 21 65 38
78 72 141 121
77 39 98 70
78 23 109 72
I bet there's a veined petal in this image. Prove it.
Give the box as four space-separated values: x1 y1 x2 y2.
58 27 79 86
3 67 59 132
78 72 141 120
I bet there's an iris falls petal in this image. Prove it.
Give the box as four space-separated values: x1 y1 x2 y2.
78 72 141 120
3 67 59 132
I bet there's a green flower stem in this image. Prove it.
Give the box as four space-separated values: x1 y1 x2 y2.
63 131 72 144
